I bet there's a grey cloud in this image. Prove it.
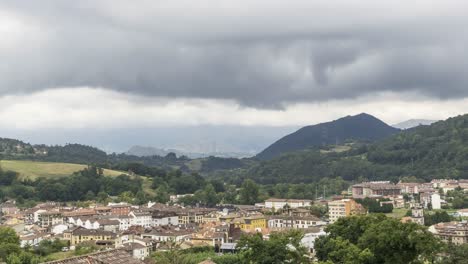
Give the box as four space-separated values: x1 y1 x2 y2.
1 0 468 108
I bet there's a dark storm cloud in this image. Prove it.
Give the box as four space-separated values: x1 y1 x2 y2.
1 0 468 108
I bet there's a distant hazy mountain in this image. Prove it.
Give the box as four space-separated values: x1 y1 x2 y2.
126 145 255 159
256 113 399 160
392 119 438 130
126 145 174 157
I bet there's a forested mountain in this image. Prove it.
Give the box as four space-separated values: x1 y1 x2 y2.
215 114 468 185
256 113 399 160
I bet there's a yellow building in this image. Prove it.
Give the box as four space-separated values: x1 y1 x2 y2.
64 227 116 246
233 215 267 231
328 199 366 223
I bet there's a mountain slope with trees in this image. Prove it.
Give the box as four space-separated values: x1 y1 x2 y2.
214 113 468 184
256 113 399 160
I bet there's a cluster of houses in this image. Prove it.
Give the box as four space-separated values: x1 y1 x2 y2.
0 179 466 263
0 199 330 262
351 179 468 210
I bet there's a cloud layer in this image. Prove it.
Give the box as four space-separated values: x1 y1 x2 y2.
0 87 466 130
1 1 468 108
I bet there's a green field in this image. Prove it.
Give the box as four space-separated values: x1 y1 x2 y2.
0 160 123 180
385 208 409 219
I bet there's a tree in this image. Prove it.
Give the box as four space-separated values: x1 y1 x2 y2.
239 179 259 205
0 227 19 245
315 215 442 264
201 184 219 207
442 244 468 264
315 237 374 264
236 230 308 264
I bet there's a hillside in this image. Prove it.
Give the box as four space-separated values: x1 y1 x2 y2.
214 114 468 185
0 160 123 179
256 113 399 160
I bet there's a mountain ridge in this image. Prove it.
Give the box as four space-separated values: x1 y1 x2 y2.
256 113 400 160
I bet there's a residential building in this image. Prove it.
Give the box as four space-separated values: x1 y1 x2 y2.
328 199 366 223
430 221 468 245
352 182 401 198
111 204 131 216
129 211 153 228
397 182 421 194
267 215 327 229
457 209 468 217
19 233 48 248
141 226 194 242
411 205 425 225
63 227 116 246
300 228 327 253
264 199 312 210
233 215 267 231
151 210 179 226
38 211 64 228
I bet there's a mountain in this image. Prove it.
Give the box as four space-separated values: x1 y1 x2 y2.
256 113 400 160
215 113 468 185
126 145 174 157
392 119 438 130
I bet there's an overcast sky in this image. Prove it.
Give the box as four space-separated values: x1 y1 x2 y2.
1 1 468 151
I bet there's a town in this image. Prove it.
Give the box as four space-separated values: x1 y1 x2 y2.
1 179 466 263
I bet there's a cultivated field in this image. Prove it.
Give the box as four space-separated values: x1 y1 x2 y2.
0 160 123 179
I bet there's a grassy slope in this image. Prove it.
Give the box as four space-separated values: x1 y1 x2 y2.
0 160 155 195
0 160 123 180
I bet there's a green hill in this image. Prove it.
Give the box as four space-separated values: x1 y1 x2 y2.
0 160 123 180
215 114 468 185
256 113 399 160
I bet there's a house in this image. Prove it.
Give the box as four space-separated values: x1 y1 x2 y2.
42 249 144 264
457 209 468 217
142 226 194 242
429 221 468 245
19 232 49 248
151 210 179 226
328 199 366 223
0 201 19 215
267 215 327 229
51 224 69 235
38 211 64 228
178 208 216 224
98 219 120 232
300 228 327 253
129 211 153 228
118 237 152 260
110 204 131 216
420 191 441 209
264 199 312 210
63 227 116 246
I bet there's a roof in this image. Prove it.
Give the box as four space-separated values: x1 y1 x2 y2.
41 249 144 264
122 242 147 250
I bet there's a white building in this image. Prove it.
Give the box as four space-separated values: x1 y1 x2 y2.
129 211 153 228
301 229 327 253
431 193 441 210
20 233 48 248
264 199 312 210
268 216 327 229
